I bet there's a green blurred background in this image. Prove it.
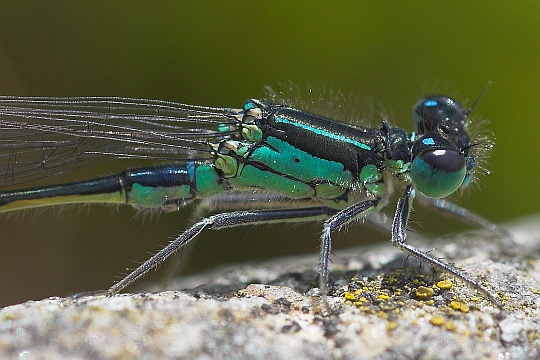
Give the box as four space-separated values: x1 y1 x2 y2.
0 2 538 307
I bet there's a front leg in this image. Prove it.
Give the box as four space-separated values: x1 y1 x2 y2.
391 185 502 308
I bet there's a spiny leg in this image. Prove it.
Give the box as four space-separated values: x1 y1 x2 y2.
108 206 336 295
161 193 329 285
162 193 392 287
391 186 502 308
320 199 380 308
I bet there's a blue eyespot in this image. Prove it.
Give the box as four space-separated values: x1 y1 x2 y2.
411 149 466 198
424 100 438 107
422 137 435 145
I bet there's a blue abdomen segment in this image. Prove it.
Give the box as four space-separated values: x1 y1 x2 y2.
122 163 223 209
0 162 225 212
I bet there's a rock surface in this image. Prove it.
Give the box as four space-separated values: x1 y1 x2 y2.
1 214 539 359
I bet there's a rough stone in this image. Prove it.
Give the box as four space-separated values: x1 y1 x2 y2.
1 214 539 359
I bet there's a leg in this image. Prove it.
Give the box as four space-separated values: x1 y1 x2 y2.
108 206 336 295
391 186 502 308
416 195 505 235
161 193 327 285
320 199 380 308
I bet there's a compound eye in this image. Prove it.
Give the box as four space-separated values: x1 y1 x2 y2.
411 149 466 198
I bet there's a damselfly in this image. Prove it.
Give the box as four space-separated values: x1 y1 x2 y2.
0 85 502 308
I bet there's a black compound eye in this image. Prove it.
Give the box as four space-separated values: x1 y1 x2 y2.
413 96 465 135
411 149 466 198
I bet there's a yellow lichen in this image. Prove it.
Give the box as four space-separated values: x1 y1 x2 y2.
430 315 445 326
416 286 434 299
450 300 469 313
377 311 388 319
437 279 453 290
387 321 398 331
445 321 457 332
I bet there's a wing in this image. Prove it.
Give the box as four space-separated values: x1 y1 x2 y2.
0 96 240 188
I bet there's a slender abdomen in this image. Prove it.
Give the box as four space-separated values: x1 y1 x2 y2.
0 162 225 212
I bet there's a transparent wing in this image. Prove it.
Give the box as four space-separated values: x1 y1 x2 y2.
0 96 241 187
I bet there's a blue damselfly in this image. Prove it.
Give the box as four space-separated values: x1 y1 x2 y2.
0 84 502 308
